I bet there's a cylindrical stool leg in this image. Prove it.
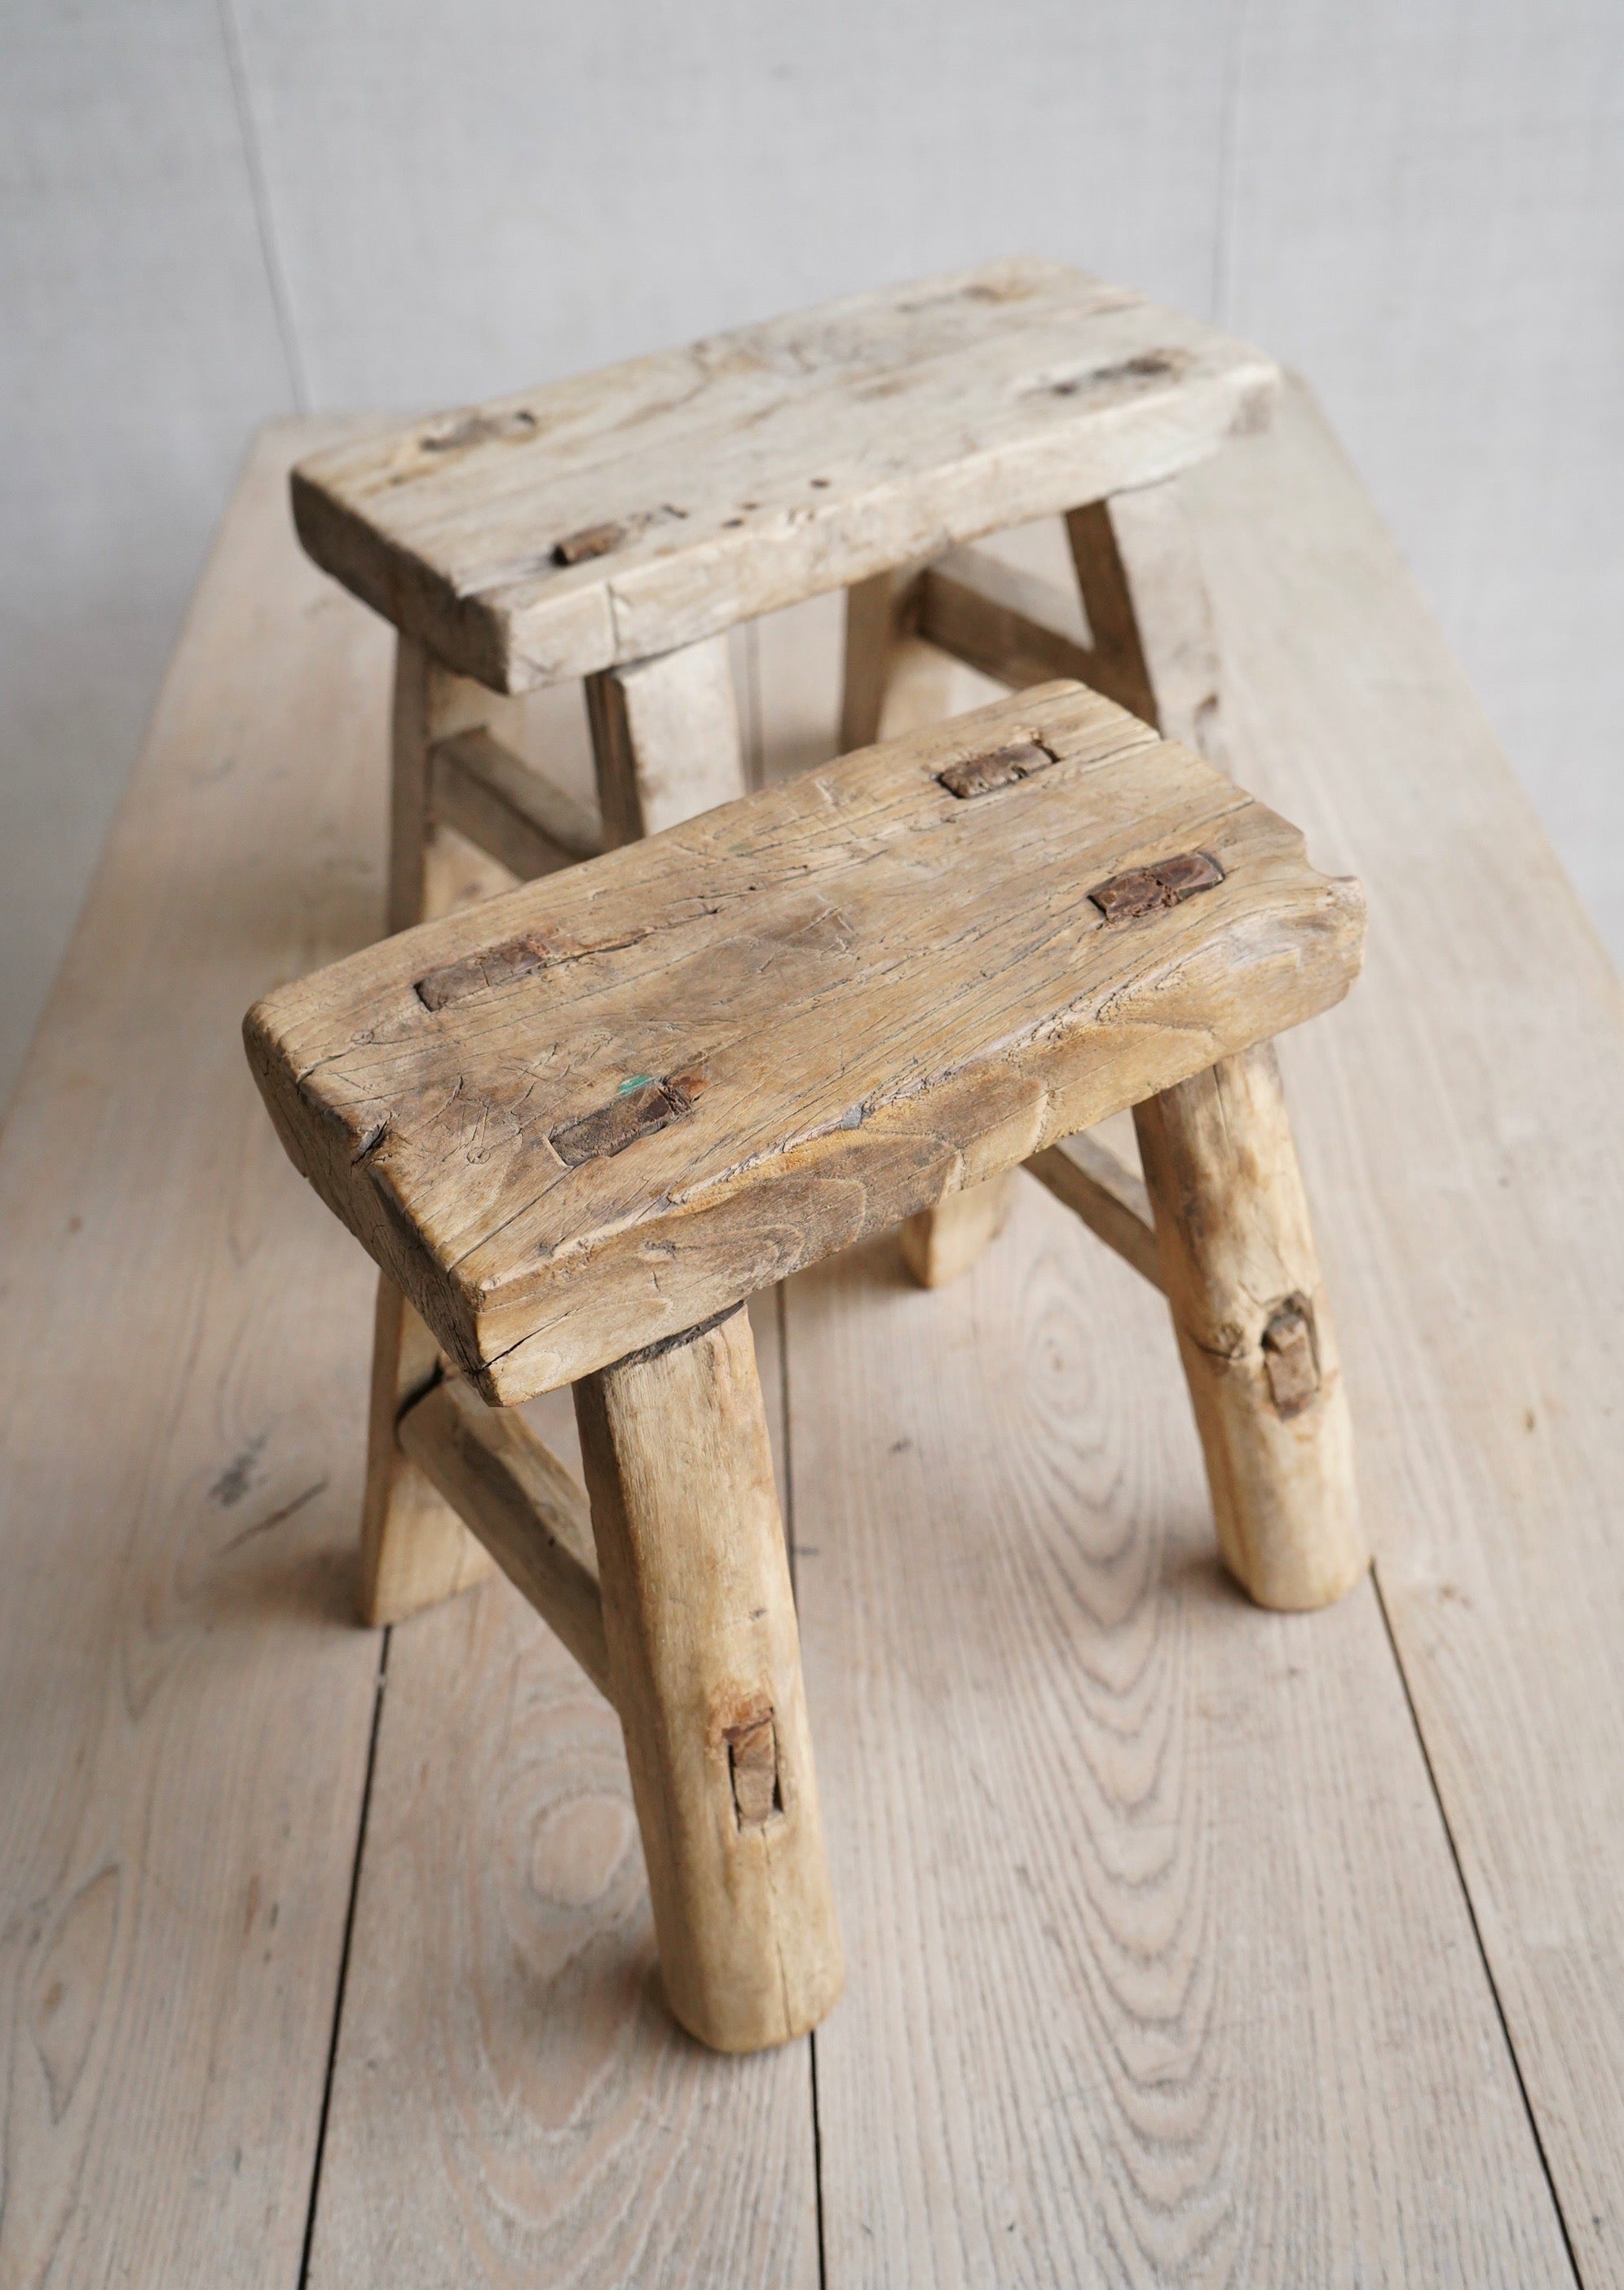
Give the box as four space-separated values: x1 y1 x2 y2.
573 1305 843 2052
1134 1042 1366 1611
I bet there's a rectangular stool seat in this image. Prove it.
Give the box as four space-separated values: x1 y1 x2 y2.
291 257 1278 692
246 682 1362 1403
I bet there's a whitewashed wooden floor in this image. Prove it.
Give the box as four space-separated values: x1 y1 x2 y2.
1 389 1618 2286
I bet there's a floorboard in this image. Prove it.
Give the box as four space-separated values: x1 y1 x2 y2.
756 583 1575 2284
2 392 1618 2284
1188 384 1624 2286
0 426 387 2284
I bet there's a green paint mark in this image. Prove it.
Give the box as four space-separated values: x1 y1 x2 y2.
618 1073 655 1094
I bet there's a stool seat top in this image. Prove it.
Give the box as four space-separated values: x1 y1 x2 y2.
292 258 1278 695
246 683 1362 1404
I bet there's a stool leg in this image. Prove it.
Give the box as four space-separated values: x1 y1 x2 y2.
842 571 1016 1286
1065 477 1226 763
898 1173 1015 1288
359 1282 493 1626
585 634 748 846
573 1305 843 2052
360 633 519 1625
1133 1042 1366 1611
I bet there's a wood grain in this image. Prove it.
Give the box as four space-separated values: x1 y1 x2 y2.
585 633 748 846
1026 1127 1162 1289
305 1298 819 2286
788 1196 1572 2283
0 424 389 2283
290 257 1278 692
398 1373 611 1700
430 726 602 880
575 1306 842 2053
1136 1042 1366 1610
246 682 1363 1401
1188 377 1624 2281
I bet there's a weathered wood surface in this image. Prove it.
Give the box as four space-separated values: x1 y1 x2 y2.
6 390 1620 2282
1198 387 1624 2283
584 632 748 845
0 425 391 2283
1027 1126 1162 1288
360 1272 492 1626
247 683 1363 1403
291 257 1278 692
575 1306 842 2054
430 726 602 880
1136 1042 1366 1611
398 1372 611 1700
305 1301 822 2286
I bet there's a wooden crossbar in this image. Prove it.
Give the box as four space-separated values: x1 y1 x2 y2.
396 1376 613 1701
429 727 602 881
1026 1132 1163 1290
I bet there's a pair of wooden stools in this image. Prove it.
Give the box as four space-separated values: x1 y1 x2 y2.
249 258 1366 2054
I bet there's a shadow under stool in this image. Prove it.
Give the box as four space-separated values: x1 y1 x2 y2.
245 677 1366 2054
288 254 1282 1626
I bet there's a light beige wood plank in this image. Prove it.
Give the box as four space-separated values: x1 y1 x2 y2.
790 1193 1571 2283
1185 378 1624 2281
292 258 1278 691
248 684 1363 1402
0 423 390 2283
750 509 1571 2275
305 1299 819 2285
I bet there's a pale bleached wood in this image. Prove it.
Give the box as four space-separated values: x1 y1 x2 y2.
0 422 395 2283
750 548 1572 2279
1026 1127 1163 1289
1067 479 1226 761
839 565 922 752
842 587 1013 1292
360 1274 492 1626
1065 496 1160 729
396 1374 611 1700
292 258 1279 692
307 1295 819 2283
365 640 529 1613
789 1204 1573 2283
247 682 1364 1401
917 542 1106 696
898 1169 1014 1288
429 726 602 880
1135 1043 1366 1610
573 1306 842 2054
1183 379 1624 2279
584 633 747 846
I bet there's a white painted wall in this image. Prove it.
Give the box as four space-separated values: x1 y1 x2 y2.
4 1 1620 1105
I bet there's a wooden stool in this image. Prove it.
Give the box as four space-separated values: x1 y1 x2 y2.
245 680 1366 2054
289 256 1280 1626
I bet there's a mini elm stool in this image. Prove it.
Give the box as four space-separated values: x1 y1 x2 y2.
288 255 1282 1629
245 678 1366 2054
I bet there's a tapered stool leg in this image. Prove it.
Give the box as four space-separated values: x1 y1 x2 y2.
1134 1041 1366 1611
574 1305 843 2052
